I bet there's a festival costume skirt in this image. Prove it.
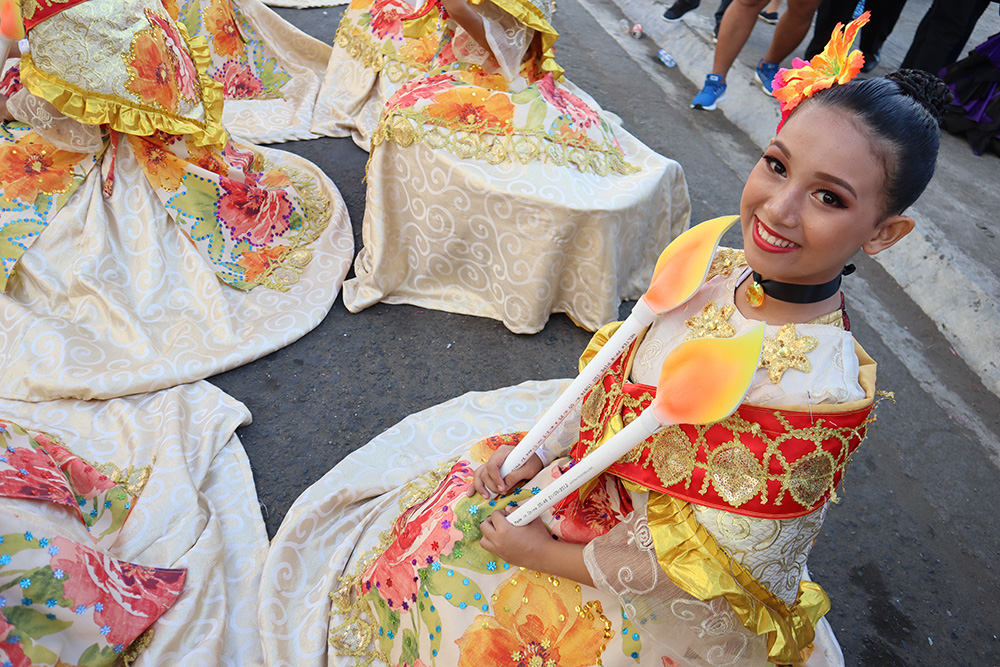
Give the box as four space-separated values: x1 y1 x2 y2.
345 127 689 333
262 380 846 666
175 0 334 143
0 381 268 666
0 122 353 401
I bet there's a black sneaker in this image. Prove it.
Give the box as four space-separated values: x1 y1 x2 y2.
758 10 779 24
662 0 700 22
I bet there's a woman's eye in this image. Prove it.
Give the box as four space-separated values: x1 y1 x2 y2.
763 156 786 175
819 190 845 208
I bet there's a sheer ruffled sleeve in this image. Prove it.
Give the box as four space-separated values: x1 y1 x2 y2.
583 494 770 667
452 0 534 81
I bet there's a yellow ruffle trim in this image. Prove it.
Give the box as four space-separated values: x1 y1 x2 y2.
579 320 625 373
646 492 829 664
20 22 225 147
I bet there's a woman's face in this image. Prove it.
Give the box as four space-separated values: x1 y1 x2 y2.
740 104 890 286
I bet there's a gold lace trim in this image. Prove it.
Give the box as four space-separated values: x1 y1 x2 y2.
328 460 457 666
808 309 846 329
334 21 436 84
241 155 331 292
706 247 746 280
117 627 154 666
92 459 155 497
374 112 639 176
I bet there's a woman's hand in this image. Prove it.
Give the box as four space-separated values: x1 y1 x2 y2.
479 510 552 569
480 510 594 585
467 445 543 498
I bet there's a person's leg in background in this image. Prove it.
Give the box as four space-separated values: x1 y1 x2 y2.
901 0 992 74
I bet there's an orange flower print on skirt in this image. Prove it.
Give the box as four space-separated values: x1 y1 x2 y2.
455 573 612 667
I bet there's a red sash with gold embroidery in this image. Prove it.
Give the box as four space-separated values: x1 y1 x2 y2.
569 336 875 519
21 0 92 31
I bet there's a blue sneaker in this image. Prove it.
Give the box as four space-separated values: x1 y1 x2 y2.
756 60 780 95
691 74 726 110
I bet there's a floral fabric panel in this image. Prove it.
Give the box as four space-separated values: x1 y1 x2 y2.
335 0 450 83
129 131 327 290
0 420 186 666
373 14 635 177
379 66 634 175
26 0 216 132
168 0 291 101
335 436 640 667
0 121 98 291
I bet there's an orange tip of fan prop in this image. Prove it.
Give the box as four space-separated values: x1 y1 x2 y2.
651 323 764 425
0 0 23 41
641 216 737 313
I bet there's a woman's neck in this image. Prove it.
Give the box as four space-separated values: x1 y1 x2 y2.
734 273 843 325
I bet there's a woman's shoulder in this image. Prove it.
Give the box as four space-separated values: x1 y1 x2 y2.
749 322 864 405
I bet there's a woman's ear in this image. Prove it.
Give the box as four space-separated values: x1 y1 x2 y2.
862 215 915 256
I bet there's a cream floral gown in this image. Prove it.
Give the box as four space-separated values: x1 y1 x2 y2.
315 0 692 333
0 0 354 401
263 248 879 666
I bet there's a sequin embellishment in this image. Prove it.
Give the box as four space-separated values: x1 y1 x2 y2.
759 324 818 384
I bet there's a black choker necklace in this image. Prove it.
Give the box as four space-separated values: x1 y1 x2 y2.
746 265 855 307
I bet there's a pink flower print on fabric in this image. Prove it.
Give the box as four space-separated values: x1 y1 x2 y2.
222 141 256 177
145 9 199 102
217 176 292 247
369 0 411 41
536 73 600 129
49 537 185 647
44 439 118 501
361 460 473 611
0 434 76 509
0 614 30 667
213 61 264 100
386 73 457 111
550 475 623 544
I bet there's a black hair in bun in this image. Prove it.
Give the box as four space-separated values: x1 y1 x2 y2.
886 69 954 125
793 70 952 215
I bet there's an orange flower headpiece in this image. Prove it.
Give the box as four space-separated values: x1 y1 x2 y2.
772 11 870 131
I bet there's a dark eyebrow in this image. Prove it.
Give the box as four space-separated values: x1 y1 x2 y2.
816 171 858 199
772 139 858 200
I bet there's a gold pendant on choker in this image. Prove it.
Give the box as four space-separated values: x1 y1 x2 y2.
746 280 764 308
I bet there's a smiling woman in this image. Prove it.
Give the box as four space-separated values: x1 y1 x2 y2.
736 68 952 326
263 25 955 665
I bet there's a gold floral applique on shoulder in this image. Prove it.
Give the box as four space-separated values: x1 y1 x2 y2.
706 248 746 281
684 302 736 340
759 323 818 384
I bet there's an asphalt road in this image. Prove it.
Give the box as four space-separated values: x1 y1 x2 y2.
209 1 1000 664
